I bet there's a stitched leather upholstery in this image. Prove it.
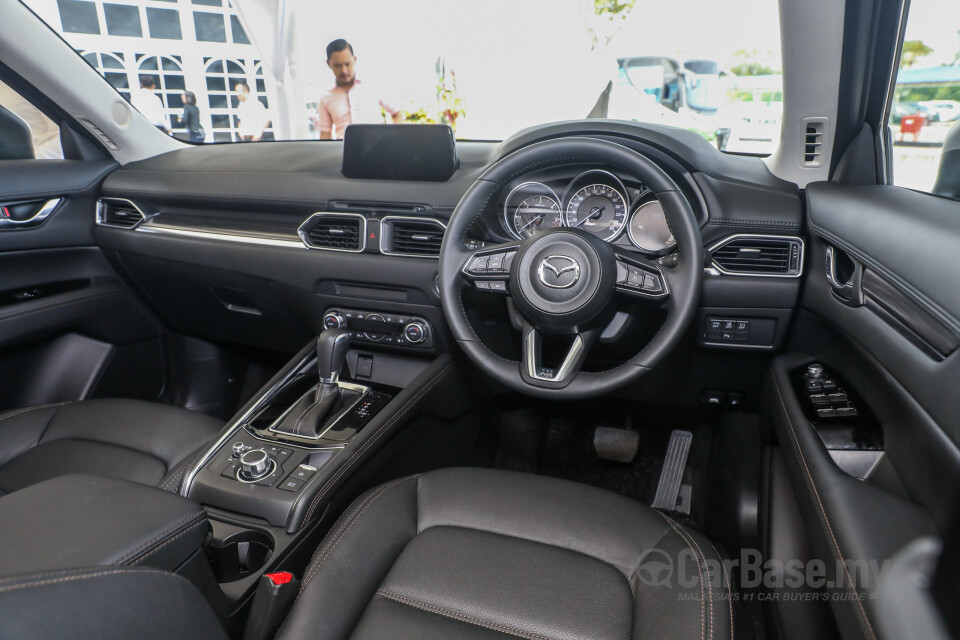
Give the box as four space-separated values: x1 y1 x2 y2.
0 399 222 495
277 468 734 640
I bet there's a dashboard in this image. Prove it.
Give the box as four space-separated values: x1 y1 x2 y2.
91 121 806 403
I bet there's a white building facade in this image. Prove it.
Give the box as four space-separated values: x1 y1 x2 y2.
25 0 277 142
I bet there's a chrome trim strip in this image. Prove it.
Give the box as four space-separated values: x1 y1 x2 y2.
0 197 61 229
267 381 370 441
707 233 805 278
524 330 584 383
298 212 367 253
95 197 146 229
379 215 446 258
136 224 305 248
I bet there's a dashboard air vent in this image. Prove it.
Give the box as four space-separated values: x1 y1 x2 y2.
96 198 144 229
380 216 445 257
711 235 803 277
299 213 365 252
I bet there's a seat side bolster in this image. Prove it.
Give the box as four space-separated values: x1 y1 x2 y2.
276 474 421 640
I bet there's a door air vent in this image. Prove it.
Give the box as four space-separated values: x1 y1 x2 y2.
96 198 145 229
800 116 828 167
298 213 366 252
710 235 804 277
380 216 446 258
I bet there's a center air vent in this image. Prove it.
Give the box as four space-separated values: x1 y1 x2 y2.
380 216 446 257
96 198 145 229
710 235 803 277
299 213 365 252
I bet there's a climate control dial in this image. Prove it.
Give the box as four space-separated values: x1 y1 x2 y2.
403 321 428 344
322 312 346 330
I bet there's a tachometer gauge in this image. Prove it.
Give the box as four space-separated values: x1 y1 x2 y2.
503 182 562 239
512 195 562 238
564 184 627 241
627 200 676 252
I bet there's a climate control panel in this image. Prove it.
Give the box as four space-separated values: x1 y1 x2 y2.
322 307 434 349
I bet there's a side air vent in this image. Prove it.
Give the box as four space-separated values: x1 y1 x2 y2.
710 235 804 277
96 198 145 229
298 213 366 252
801 116 828 167
380 216 446 258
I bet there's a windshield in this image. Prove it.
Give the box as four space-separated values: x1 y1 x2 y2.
22 0 782 154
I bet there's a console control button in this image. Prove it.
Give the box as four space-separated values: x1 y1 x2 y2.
403 321 428 344
221 460 241 478
239 449 271 480
278 478 305 492
231 442 249 458
287 464 317 482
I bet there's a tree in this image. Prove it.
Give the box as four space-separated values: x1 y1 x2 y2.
729 49 777 76
900 40 933 68
583 0 637 51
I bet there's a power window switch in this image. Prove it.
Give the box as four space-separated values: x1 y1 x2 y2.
810 394 830 406
816 408 838 419
836 407 859 418
703 390 726 407
726 393 744 409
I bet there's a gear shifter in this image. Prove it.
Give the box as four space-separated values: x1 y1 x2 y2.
272 329 351 437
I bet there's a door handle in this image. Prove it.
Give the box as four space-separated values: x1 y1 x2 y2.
825 245 863 306
0 197 62 229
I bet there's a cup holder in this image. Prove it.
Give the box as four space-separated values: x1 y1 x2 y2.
206 528 274 583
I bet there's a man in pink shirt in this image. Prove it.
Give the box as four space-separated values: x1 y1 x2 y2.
318 39 403 140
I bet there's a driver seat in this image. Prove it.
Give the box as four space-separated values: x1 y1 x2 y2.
276 467 733 640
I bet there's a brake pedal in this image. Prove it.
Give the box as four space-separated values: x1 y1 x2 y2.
592 426 640 463
651 430 693 511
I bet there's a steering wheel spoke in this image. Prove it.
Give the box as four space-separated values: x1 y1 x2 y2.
613 249 670 302
460 240 522 295
520 323 599 389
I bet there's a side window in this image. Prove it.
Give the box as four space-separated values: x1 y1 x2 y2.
888 0 960 194
0 79 64 159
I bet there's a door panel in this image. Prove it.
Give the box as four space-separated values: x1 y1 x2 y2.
0 160 167 409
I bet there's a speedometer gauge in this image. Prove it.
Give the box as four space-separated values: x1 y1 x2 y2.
564 184 627 241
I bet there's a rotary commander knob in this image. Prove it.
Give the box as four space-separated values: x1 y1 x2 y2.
239 449 271 480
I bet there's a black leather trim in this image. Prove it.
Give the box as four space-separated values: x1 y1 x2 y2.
0 567 227 640
280 468 732 640
0 474 209 577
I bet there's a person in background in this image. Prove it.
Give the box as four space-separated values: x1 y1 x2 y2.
234 81 270 142
318 39 403 140
130 75 169 133
180 91 204 143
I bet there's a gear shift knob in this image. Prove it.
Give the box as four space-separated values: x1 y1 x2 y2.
316 329 351 383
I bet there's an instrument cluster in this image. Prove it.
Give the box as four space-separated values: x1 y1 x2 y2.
500 169 677 254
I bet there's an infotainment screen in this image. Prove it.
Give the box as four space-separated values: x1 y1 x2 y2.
341 124 459 182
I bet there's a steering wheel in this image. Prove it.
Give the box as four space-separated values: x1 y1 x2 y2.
439 137 703 399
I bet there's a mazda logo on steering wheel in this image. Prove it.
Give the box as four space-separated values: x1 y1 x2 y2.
537 255 581 289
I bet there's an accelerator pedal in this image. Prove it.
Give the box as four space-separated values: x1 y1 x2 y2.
651 430 693 512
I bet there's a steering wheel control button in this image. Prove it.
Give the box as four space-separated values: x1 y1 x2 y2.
469 256 489 273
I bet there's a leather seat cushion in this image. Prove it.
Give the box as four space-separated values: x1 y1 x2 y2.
0 399 222 495
277 467 733 640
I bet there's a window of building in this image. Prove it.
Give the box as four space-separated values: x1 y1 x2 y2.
229 15 249 45
82 51 130 99
146 7 182 40
103 3 142 37
194 11 226 43
0 79 63 159
57 0 100 34
204 58 246 141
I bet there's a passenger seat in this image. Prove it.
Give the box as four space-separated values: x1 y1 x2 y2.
0 399 222 496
